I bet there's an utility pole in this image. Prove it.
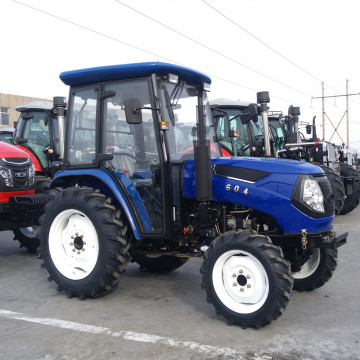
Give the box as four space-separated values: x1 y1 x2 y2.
346 79 349 148
322 82 325 140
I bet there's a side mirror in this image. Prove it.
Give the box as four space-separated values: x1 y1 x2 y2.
21 113 33 120
15 136 28 144
125 98 142 124
240 104 258 124
306 125 312 134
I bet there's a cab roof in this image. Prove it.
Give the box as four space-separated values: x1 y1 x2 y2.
60 62 211 87
209 98 251 108
15 101 53 112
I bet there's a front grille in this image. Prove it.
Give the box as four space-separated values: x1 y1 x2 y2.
0 157 33 190
314 174 335 217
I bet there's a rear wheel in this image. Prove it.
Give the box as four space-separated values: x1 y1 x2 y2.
292 247 338 291
13 176 57 253
13 227 39 253
201 230 293 328
339 163 360 215
40 187 131 299
313 163 345 215
131 254 189 273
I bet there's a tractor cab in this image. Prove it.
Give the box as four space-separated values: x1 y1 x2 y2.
15 101 60 176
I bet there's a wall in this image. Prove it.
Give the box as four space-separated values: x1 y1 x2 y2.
0 93 51 128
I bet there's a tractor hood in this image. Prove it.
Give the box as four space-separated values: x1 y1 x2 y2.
181 156 332 234
0 141 31 159
210 156 323 175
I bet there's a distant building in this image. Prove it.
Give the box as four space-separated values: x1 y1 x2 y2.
0 93 51 128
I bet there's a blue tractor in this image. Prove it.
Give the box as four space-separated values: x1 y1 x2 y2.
40 62 347 328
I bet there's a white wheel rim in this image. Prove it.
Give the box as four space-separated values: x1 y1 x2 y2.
48 209 99 280
212 250 269 314
292 248 321 279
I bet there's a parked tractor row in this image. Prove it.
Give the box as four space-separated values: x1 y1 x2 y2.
1 62 348 328
210 97 360 216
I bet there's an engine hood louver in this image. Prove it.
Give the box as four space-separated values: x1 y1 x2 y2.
212 164 270 183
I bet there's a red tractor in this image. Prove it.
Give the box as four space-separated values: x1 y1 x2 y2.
12 101 59 192
0 141 52 251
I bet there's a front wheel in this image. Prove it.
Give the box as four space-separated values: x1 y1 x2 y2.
292 247 338 291
201 230 293 328
40 187 131 299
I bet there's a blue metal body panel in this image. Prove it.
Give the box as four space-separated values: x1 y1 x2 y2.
60 62 211 87
182 157 334 234
50 168 154 239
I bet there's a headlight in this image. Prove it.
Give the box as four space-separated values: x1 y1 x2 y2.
0 166 14 187
301 175 324 212
28 163 35 186
291 174 331 218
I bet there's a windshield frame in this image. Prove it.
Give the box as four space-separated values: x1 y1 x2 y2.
158 79 221 162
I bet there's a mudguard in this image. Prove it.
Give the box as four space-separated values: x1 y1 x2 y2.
50 168 153 239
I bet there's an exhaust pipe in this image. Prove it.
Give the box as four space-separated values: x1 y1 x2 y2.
53 96 67 161
257 92 271 157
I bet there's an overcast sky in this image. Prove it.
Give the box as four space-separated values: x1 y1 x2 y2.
1 0 360 151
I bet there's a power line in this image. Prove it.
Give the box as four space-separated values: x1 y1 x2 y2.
115 0 312 98
201 0 323 82
11 0 180 65
10 0 313 111
201 0 344 98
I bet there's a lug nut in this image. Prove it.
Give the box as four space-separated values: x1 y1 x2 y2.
233 282 237 287
71 235 75 239
239 269 243 274
82 248 85 252
247 284 251 288
240 288 244 292
232 273 236 277
72 248 76 252
77 251 81 254
246 275 251 279
75 232 79 236
70 242 73 246
83 241 86 245
81 234 84 238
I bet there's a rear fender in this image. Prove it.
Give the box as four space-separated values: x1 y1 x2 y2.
50 169 148 239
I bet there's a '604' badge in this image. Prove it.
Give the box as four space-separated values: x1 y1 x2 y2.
226 184 248 196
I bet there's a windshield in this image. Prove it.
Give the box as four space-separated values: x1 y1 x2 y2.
214 108 251 156
16 111 51 168
160 81 221 161
269 118 286 151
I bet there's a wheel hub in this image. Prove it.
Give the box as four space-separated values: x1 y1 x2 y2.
237 274 247 286
69 232 87 254
74 236 84 250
